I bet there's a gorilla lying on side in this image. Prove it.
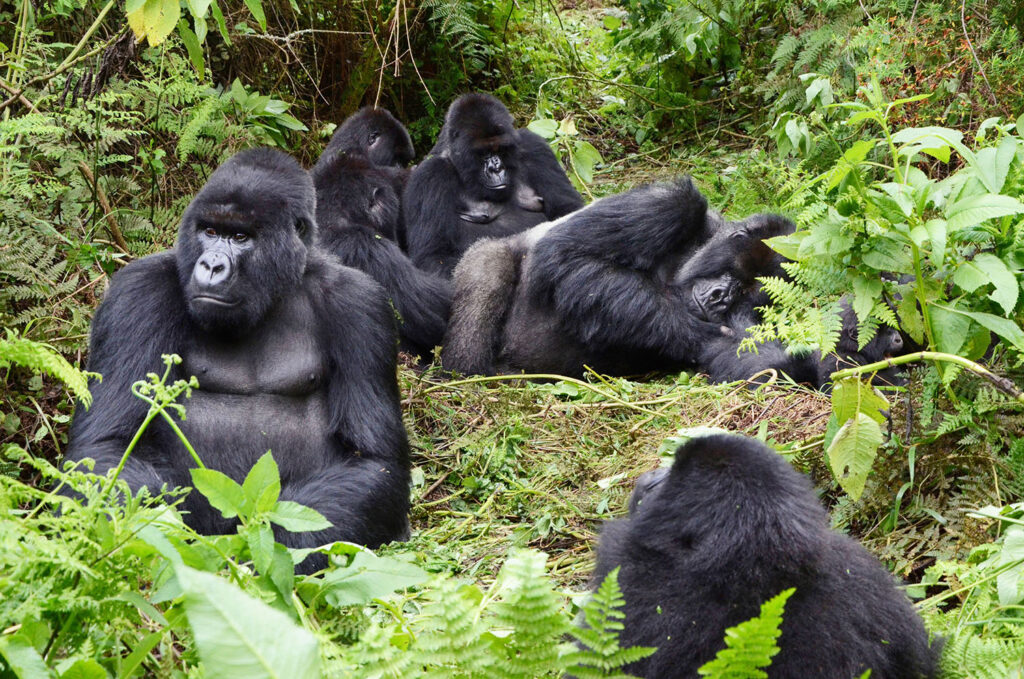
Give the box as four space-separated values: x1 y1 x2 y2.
404 93 584 276
312 149 452 358
67 149 411 573
443 179 771 377
590 434 939 678
443 178 908 384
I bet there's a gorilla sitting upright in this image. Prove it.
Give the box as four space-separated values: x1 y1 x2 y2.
67 148 411 573
590 433 939 678
312 149 452 358
404 93 584 276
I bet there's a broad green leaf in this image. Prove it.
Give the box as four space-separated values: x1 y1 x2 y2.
246 522 275 574
876 181 914 217
267 500 331 532
897 292 925 345
937 305 1024 352
177 19 205 79
831 378 889 425
997 526 1024 606
190 467 245 519
952 260 991 293
805 77 833 107
185 0 212 19
1017 112 1024 137
210 0 230 42
929 304 972 355
126 0 181 47
176 565 320 679
973 135 1017 193
765 233 804 261
242 452 281 513
0 635 49 679
861 237 912 273
242 0 266 31
311 550 428 607
558 117 578 136
851 277 882 322
58 659 107 679
527 119 558 139
945 193 1024 232
974 252 1019 314
892 126 970 164
827 413 883 500
923 219 946 266
602 14 621 29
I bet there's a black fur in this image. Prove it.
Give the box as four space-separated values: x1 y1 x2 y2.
591 434 940 678
67 148 411 573
324 107 414 168
404 93 583 276
443 179 730 376
312 151 452 358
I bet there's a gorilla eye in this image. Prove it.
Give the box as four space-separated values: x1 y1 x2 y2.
232 233 249 243
368 131 380 145
296 221 307 236
204 227 217 237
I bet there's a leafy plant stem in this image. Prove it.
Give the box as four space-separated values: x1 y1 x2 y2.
831 351 1024 401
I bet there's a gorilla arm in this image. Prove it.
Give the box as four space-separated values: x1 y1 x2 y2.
516 129 585 219
404 156 465 276
67 253 189 490
527 179 723 360
294 257 411 547
320 223 452 356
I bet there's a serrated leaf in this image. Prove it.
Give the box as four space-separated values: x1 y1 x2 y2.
831 378 889 425
190 468 245 519
945 193 1024 231
928 304 972 355
974 252 1019 314
936 305 1024 352
267 500 331 532
973 136 1017 193
851 277 882 322
313 550 428 607
0 636 49 679
59 659 107 679
176 565 320 679
242 452 281 512
827 413 883 500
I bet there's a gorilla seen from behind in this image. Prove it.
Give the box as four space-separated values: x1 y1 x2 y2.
323 106 415 168
312 149 452 358
404 93 584 276
591 434 939 678
67 148 411 573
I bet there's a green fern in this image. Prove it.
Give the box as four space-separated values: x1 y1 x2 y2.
568 567 656 679
697 588 794 679
0 332 93 406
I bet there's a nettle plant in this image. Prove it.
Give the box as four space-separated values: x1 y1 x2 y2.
760 78 1024 498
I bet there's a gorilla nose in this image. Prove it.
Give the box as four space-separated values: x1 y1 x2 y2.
194 252 232 288
891 332 904 352
629 467 669 513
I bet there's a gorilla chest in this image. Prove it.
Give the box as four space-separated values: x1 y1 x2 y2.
183 298 326 397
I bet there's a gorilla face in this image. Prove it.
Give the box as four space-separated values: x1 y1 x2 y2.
333 107 415 168
444 94 519 200
690 274 741 322
177 149 315 335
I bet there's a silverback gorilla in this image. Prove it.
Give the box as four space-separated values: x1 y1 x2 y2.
312 148 452 358
591 434 939 678
67 148 411 572
442 179 746 376
404 93 584 276
442 178 907 384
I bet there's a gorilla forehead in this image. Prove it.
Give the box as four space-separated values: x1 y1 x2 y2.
185 148 315 225
445 93 515 140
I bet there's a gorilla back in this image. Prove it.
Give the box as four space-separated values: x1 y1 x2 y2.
591 434 939 678
67 148 411 571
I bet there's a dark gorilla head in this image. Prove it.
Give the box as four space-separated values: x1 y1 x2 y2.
625 435 827 568
326 107 415 168
440 93 519 200
675 214 794 325
821 297 907 386
311 151 402 241
176 148 316 335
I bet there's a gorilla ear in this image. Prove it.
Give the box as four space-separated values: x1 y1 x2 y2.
371 187 385 205
295 217 313 242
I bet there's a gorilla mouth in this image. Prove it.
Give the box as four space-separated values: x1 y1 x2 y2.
691 289 709 321
191 295 239 308
484 181 508 190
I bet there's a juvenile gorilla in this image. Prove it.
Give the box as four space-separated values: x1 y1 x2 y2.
442 179 736 377
323 106 415 168
404 93 584 276
67 148 411 572
591 434 939 678
312 150 452 358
